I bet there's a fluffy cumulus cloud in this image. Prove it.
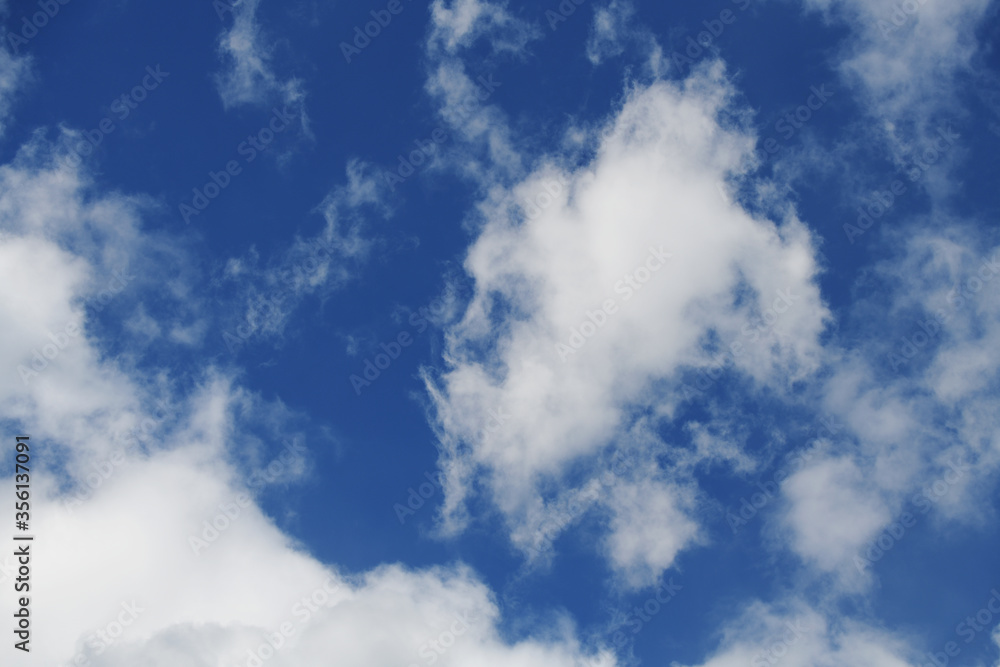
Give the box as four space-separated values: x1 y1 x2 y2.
422 53 830 584
419 0 1000 613
0 57 613 667
676 601 918 667
755 0 1000 587
3 0 1000 665
0 391 615 667
779 456 892 574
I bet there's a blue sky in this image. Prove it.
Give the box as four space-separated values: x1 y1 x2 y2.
1 0 1000 665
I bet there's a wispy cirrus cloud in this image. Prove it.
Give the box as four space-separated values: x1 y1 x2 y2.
0 84 617 667
214 0 309 132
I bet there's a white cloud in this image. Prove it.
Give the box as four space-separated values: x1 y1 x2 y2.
604 476 700 589
676 601 917 667
770 223 1000 584
423 1 540 184
428 0 541 56
422 60 831 584
218 159 386 352
214 0 307 124
1 384 615 667
779 456 892 574
796 0 992 167
0 106 612 667
0 42 29 137
585 0 665 74
586 0 634 65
